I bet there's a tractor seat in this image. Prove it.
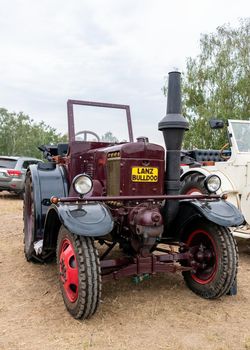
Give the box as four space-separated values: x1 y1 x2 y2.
57 143 69 156
187 149 229 163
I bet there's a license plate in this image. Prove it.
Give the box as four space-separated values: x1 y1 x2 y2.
131 167 158 182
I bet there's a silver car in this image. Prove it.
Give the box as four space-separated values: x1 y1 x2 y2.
0 156 42 196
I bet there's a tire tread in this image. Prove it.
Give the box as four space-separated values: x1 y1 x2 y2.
57 227 101 319
182 221 238 299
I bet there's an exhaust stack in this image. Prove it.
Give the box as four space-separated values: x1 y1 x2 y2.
158 71 189 226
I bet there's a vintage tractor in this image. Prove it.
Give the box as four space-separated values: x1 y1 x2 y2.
23 72 244 319
180 119 250 239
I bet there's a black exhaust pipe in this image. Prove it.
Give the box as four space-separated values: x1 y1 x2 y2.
158 71 189 227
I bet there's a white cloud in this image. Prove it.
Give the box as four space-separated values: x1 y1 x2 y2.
0 0 249 143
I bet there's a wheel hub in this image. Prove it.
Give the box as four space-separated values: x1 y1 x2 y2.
59 239 79 303
187 229 217 284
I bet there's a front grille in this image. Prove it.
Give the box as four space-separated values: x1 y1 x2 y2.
86 163 94 178
106 158 120 196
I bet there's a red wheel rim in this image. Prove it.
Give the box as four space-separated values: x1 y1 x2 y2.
187 229 218 285
186 187 203 195
59 238 79 302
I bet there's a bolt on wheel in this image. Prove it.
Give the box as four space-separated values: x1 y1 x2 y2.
187 229 217 285
59 238 79 303
182 220 238 299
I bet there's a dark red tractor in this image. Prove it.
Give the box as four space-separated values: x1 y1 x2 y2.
23 72 243 319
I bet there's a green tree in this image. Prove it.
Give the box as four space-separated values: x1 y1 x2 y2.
164 18 250 149
101 131 118 143
0 108 67 158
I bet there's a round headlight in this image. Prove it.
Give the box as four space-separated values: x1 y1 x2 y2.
204 175 221 193
73 174 93 195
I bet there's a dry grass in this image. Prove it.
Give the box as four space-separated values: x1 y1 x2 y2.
1 192 250 349
0 192 22 214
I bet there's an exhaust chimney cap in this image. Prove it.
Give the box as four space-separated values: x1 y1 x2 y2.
158 114 189 130
158 71 189 131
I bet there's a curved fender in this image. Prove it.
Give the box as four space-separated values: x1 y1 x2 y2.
165 199 244 241
28 163 68 240
44 202 114 238
180 167 212 180
179 199 244 227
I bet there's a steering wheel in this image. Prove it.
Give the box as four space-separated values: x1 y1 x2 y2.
75 130 100 142
219 142 230 160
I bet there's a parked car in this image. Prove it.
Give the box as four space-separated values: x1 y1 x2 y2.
0 156 42 197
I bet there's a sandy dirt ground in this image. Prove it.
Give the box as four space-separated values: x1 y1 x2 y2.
1 192 250 350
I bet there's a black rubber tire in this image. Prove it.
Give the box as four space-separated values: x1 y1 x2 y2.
57 226 101 319
182 220 238 299
180 173 208 195
23 172 36 261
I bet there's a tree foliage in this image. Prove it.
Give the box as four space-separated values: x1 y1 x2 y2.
101 131 118 143
170 18 250 149
0 108 67 158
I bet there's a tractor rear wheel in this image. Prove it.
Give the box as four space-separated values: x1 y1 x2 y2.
57 226 101 319
182 220 238 299
180 173 208 195
23 172 36 261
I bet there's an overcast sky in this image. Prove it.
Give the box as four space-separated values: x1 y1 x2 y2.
0 0 249 144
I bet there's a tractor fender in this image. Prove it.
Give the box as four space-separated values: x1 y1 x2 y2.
28 163 68 240
180 167 239 208
42 202 114 251
180 199 244 227
166 199 244 241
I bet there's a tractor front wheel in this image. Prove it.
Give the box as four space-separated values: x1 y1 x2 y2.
57 226 101 319
23 172 36 261
182 220 238 299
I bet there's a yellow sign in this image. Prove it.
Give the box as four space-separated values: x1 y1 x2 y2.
131 167 158 182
